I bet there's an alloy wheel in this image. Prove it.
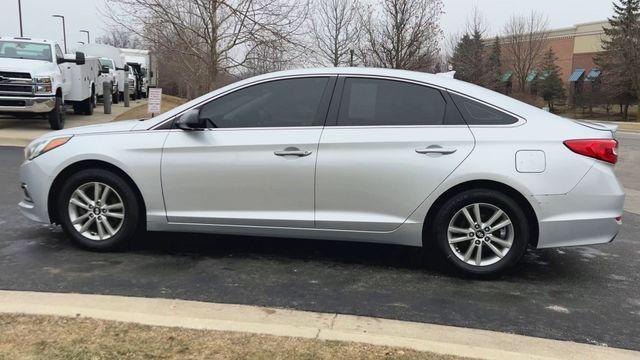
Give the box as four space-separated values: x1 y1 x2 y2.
447 203 514 266
67 182 125 241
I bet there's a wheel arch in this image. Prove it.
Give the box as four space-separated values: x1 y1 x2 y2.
47 159 147 227
422 179 539 248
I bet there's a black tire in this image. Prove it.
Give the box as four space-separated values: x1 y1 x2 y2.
57 168 141 251
83 89 95 115
112 83 119 104
48 95 65 130
431 188 529 277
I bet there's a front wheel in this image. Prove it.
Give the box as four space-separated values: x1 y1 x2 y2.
431 189 529 277
48 95 65 130
57 169 141 251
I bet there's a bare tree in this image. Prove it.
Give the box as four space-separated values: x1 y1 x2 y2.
502 11 549 92
96 27 143 48
102 0 308 97
358 0 443 71
310 0 360 67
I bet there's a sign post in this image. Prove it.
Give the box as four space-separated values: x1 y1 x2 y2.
147 88 162 117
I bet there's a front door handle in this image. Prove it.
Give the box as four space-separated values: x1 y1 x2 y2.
415 147 457 155
274 149 312 157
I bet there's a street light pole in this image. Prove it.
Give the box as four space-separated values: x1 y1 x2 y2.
18 0 23 37
80 30 90 44
52 15 67 53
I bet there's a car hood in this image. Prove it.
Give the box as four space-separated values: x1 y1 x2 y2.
45 119 142 138
0 57 56 76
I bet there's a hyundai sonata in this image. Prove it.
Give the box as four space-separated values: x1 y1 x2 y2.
19 68 624 276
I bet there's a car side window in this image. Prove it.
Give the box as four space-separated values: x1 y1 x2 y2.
54 45 64 62
337 78 446 126
449 93 518 125
198 77 330 128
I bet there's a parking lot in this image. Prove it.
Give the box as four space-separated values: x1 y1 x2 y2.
0 130 637 350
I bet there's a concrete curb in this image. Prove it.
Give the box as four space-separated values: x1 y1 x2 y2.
0 290 638 360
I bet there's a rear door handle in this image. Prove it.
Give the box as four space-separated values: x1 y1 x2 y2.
415 147 457 155
274 150 312 157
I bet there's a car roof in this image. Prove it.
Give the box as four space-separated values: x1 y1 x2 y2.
0 37 54 44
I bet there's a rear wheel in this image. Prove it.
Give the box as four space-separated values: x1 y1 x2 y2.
48 95 65 130
57 169 141 251
112 83 119 104
431 189 529 277
83 88 95 115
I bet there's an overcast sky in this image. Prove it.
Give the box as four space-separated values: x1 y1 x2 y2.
0 0 615 52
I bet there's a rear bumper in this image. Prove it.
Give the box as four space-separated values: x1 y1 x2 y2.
0 96 55 113
535 162 624 248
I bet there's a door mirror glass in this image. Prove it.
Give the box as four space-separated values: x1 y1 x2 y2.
175 109 205 131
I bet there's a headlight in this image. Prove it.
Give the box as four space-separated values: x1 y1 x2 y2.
34 76 52 94
24 136 72 161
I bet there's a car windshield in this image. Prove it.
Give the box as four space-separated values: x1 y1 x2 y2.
99 58 114 69
0 40 52 62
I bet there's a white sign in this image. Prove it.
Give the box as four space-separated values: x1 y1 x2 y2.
147 88 163 114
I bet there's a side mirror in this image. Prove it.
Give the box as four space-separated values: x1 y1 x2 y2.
149 70 154 78
100 65 110 74
75 51 85 65
175 109 205 131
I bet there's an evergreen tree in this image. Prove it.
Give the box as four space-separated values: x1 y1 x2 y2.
537 48 565 112
596 0 640 120
450 30 488 86
487 36 502 91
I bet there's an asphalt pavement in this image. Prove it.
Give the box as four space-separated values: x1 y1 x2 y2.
0 133 639 351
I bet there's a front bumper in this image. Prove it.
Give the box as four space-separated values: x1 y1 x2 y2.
0 96 55 113
18 158 52 224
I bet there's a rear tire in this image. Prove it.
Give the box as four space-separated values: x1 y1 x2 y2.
83 89 95 115
48 95 65 130
431 189 529 277
57 168 141 251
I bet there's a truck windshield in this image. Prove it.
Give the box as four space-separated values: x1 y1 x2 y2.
0 41 52 62
99 58 114 69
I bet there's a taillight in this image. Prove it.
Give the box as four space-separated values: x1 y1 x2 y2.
563 139 618 164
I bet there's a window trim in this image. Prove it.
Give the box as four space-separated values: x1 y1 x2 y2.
326 75 465 128
153 75 337 131
446 90 526 128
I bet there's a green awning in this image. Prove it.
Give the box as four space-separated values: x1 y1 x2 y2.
526 70 538 82
537 70 551 81
501 71 513 82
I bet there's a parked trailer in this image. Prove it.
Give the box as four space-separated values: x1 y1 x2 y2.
120 48 156 98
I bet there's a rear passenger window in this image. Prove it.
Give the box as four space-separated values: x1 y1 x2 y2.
450 93 518 125
337 78 446 126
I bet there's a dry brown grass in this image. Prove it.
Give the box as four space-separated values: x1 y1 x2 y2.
114 94 187 121
0 314 472 360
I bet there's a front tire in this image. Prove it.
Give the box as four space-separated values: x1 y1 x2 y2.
431 189 529 277
48 95 65 130
57 169 141 251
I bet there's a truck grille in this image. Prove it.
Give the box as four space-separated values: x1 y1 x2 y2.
0 84 32 93
0 71 31 79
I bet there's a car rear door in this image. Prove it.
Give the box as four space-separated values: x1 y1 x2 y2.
315 76 475 232
161 76 335 228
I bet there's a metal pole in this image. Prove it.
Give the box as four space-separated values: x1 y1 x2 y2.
52 15 67 53
80 30 90 44
18 0 23 37
103 81 112 114
349 49 354 67
123 82 130 108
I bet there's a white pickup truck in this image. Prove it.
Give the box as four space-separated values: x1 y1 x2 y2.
0 37 98 129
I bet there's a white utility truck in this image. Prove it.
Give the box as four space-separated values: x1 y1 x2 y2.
121 48 156 99
97 57 119 104
77 43 130 102
0 37 96 129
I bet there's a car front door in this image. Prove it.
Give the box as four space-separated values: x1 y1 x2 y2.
315 76 475 232
161 76 335 228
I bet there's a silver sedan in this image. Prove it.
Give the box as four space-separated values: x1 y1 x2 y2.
18 68 625 276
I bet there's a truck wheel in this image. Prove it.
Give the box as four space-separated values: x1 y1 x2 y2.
112 82 119 104
48 95 65 130
84 89 95 115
